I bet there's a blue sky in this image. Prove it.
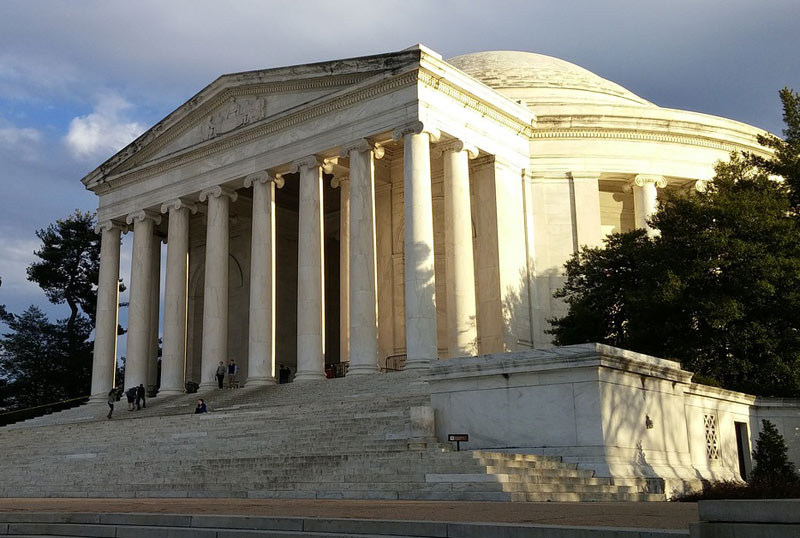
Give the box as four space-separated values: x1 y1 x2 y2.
0 0 798 358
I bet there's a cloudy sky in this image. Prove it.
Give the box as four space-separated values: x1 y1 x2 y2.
0 0 798 345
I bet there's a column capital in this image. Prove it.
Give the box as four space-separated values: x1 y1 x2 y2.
339 139 385 160
199 185 238 203
244 171 285 189
392 121 440 143
289 155 325 174
94 219 126 235
330 175 349 189
694 179 710 193
633 174 667 189
161 198 198 215
433 139 478 159
125 209 161 226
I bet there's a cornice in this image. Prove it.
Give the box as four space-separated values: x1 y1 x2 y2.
94 70 421 194
417 69 535 138
530 128 758 154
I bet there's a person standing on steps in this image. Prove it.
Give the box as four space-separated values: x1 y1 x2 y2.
107 388 116 419
136 383 146 410
125 386 136 411
226 358 237 389
215 361 226 390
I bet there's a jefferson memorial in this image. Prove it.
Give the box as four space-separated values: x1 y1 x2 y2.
72 45 799 492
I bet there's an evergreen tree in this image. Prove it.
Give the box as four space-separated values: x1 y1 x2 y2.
0 306 93 408
748 88 800 209
750 419 798 485
26 210 100 353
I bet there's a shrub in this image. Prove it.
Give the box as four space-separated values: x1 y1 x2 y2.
751 419 799 485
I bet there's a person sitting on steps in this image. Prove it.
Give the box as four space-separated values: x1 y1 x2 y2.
195 398 207 413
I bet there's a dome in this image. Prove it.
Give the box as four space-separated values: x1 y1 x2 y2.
447 51 654 108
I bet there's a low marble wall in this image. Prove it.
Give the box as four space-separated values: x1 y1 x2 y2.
427 343 800 495
690 500 800 537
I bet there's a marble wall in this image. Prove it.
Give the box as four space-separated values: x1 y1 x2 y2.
427 344 800 495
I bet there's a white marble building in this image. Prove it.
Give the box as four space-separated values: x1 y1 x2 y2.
83 44 771 399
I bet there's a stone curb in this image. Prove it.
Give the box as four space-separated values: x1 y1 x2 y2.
0 512 688 537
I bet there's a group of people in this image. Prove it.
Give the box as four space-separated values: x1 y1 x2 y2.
107 387 208 418
105 356 295 420
106 384 146 419
215 358 238 389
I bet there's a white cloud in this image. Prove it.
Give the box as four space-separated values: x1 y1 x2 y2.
65 93 145 161
0 123 41 162
0 236 42 300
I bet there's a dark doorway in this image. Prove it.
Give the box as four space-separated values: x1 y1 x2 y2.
734 421 751 480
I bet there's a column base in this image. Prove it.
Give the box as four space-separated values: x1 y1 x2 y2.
244 377 277 387
347 365 379 376
404 359 432 370
293 371 326 382
198 382 219 391
157 388 185 397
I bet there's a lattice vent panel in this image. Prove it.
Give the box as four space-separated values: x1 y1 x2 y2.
704 414 720 461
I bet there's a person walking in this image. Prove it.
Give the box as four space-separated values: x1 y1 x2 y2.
226 358 237 389
136 383 146 410
107 388 116 419
215 361 226 390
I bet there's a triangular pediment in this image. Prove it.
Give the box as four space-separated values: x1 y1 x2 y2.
143 81 357 163
82 48 425 190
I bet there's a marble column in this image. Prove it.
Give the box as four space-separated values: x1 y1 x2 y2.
392 121 440 368
439 140 479 357
124 210 161 390
342 139 384 375
293 156 326 382
159 199 195 396
89 221 122 402
146 233 161 392
199 185 237 389
331 175 350 368
633 174 667 235
244 171 284 386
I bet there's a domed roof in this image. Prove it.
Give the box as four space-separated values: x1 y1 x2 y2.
447 51 654 108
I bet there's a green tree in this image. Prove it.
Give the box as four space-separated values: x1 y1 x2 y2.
550 156 800 395
750 419 798 485
26 210 100 352
748 88 800 208
0 306 93 408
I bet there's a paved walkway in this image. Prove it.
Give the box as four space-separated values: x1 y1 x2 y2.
0 499 698 530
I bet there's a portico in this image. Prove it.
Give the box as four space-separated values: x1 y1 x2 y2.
83 45 770 402
83 46 537 401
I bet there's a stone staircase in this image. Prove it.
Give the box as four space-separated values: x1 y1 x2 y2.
0 371 663 501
